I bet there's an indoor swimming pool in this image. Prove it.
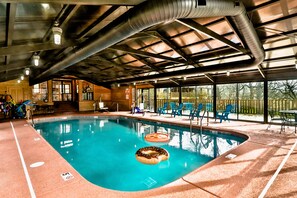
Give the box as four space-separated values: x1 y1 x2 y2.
34 116 246 191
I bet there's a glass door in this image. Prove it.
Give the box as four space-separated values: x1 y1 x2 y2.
52 81 62 101
136 88 154 111
62 81 72 101
52 80 72 101
142 89 149 109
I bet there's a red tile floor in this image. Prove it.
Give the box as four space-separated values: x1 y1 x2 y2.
1 112 296 198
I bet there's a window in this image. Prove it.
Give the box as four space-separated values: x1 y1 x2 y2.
156 88 170 113
216 82 264 121
136 88 155 111
53 80 73 101
196 85 213 115
82 81 93 100
238 82 264 121
268 80 297 112
32 82 48 102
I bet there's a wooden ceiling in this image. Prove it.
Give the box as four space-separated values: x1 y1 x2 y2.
0 0 297 88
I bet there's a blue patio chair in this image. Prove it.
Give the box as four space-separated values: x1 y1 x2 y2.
184 103 194 117
172 103 183 117
158 102 168 115
190 103 203 120
169 102 177 116
205 103 213 112
215 104 233 123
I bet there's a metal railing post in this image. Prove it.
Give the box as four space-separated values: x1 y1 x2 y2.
207 111 209 126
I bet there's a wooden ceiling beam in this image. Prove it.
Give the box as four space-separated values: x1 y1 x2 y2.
0 69 24 82
77 6 120 39
109 45 185 64
0 61 28 73
176 19 248 54
0 42 71 56
5 3 16 65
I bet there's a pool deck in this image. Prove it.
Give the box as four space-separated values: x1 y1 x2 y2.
1 111 297 198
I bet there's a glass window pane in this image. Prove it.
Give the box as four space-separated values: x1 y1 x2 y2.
197 85 213 116
238 82 264 121
182 86 195 115
156 88 169 113
216 84 237 120
268 80 297 112
32 82 47 102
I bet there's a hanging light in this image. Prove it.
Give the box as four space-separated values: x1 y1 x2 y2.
24 68 30 76
133 82 136 86
154 79 157 83
33 54 40 66
226 71 230 76
17 79 21 83
117 83 120 87
183 76 187 80
20 75 24 80
52 22 62 45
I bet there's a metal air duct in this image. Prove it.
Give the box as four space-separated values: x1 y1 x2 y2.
34 0 264 84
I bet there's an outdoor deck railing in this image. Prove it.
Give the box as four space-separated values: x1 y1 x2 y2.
156 99 297 115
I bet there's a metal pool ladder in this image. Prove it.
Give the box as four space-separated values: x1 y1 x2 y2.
190 110 209 132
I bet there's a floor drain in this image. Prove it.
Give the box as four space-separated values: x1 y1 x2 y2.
225 153 237 159
61 172 74 181
30 162 45 168
143 177 157 188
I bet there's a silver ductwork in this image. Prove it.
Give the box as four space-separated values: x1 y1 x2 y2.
34 0 264 83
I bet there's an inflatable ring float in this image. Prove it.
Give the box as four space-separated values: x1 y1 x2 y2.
145 133 170 143
135 146 169 165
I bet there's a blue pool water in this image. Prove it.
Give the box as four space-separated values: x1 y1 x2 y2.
34 117 246 191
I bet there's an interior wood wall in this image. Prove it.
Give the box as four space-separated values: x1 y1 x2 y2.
0 79 32 104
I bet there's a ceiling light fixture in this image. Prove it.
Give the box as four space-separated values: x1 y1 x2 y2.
133 82 136 86
226 71 230 76
33 54 40 66
21 75 24 80
117 83 120 87
183 76 187 80
52 22 62 45
24 68 30 76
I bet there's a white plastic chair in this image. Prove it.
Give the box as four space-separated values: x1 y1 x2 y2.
99 102 109 112
139 103 144 110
